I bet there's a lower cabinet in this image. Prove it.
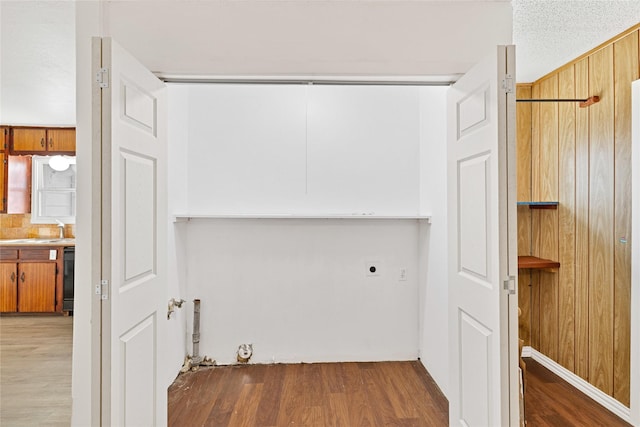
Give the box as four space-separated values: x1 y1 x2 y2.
17 263 57 312
0 247 63 313
0 263 18 312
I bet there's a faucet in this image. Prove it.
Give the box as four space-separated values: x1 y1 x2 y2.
55 219 65 239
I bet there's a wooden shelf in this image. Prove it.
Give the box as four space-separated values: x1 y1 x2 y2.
518 256 560 269
517 201 558 209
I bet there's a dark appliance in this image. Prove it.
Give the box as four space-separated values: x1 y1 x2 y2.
63 247 75 313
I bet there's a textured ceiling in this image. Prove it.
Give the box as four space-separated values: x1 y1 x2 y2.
513 0 640 82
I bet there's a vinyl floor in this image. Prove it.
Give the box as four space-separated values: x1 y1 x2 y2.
0 315 73 427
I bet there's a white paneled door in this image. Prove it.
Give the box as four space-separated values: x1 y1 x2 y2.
96 37 168 426
447 45 519 426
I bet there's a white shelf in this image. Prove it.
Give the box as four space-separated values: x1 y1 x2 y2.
172 214 432 223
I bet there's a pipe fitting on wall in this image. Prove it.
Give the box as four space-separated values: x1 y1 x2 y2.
167 298 186 319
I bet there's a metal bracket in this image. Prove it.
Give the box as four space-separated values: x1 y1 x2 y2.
96 280 109 300
95 67 109 88
503 276 516 295
502 74 514 94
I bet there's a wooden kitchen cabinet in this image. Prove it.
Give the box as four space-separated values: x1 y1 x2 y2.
0 126 8 213
45 128 76 152
0 151 6 213
0 247 63 313
17 263 57 312
10 127 76 154
11 128 47 152
0 262 18 312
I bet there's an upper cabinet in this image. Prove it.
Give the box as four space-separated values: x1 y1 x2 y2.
0 126 75 214
10 127 76 154
0 127 8 213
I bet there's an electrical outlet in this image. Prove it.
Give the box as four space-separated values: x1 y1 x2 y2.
365 261 380 277
399 268 407 281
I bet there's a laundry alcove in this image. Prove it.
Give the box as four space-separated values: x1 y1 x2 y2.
165 83 449 369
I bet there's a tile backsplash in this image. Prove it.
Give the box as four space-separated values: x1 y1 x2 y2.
0 214 75 239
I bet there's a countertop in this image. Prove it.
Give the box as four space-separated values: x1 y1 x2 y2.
0 238 76 247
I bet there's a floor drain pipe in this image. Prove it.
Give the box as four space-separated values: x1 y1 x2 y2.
192 299 203 365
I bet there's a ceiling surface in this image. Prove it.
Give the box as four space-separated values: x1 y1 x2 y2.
96 0 640 82
1 0 639 126
513 0 640 82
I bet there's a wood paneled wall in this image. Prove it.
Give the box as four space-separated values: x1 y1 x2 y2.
517 25 639 406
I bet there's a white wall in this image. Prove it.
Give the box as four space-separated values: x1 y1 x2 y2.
185 218 420 364
72 2 101 426
166 86 191 386
418 86 449 396
183 84 420 215
170 83 427 365
0 1 75 125
306 85 419 215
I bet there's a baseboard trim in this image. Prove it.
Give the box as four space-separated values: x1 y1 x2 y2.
527 348 631 424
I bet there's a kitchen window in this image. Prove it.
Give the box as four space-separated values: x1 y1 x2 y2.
31 155 76 224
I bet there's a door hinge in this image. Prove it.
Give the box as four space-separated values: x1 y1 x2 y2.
503 276 516 295
95 279 109 300
96 67 109 89
502 74 514 94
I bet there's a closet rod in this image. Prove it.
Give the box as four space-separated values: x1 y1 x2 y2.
516 96 600 108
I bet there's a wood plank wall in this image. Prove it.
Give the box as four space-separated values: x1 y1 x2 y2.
517 85 533 347
517 24 639 406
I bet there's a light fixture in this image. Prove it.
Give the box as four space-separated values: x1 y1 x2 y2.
49 155 70 172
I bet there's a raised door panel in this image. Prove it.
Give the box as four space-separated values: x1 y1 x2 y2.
12 128 47 153
0 263 18 312
17 263 56 312
47 128 76 153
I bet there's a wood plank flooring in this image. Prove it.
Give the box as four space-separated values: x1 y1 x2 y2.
0 315 73 426
169 358 633 427
1 315 630 427
524 357 631 427
168 361 448 426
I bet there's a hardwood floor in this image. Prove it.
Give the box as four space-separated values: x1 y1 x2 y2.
168 361 448 426
524 358 631 427
169 358 632 427
1 316 630 426
0 315 73 427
